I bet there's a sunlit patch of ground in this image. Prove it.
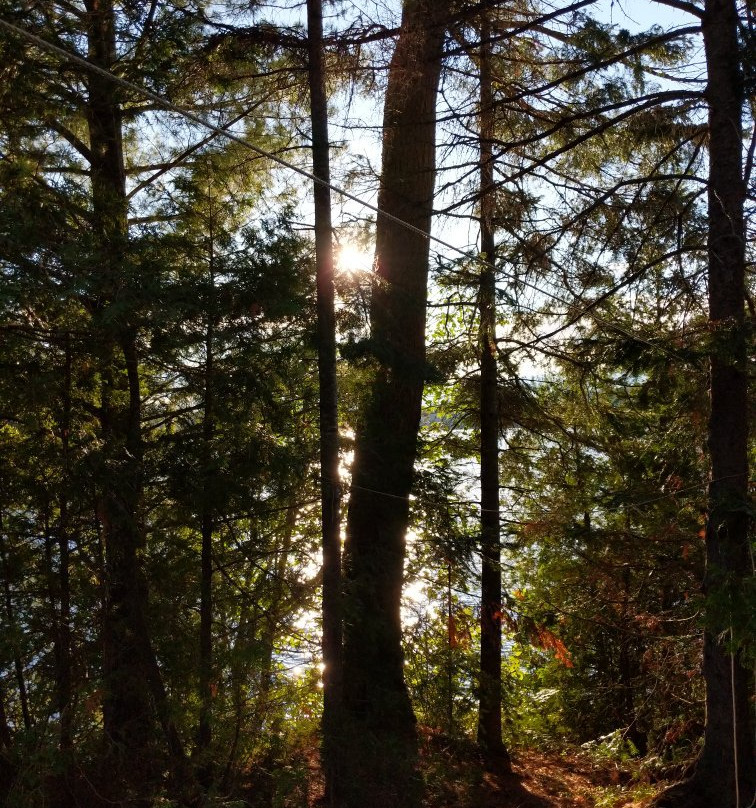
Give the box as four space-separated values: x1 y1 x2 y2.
251 727 673 807
419 730 668 808
508 748 660 808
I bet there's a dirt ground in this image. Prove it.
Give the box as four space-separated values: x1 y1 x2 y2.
420 738 665 808
504 748 659 807
293 731 669 808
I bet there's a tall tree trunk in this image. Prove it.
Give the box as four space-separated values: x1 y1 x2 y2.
49 336 75 808
476 25 510 771
57 336 73 764
341 2 449 805
0 685 11 749
42 507 75 808
0 685 13 806
655 0 754 805
446 560 454 736
85 0 153 786
84 1 187 799
222 501 298 793
197 215 216 778
306 1 344 800
0 519 31 732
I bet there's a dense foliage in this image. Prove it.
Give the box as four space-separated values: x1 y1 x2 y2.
0 1 752 806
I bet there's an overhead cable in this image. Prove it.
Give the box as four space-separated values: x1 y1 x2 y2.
0 16 689 360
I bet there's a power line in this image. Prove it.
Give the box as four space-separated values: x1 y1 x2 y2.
354 473 754 520
0 19 716 522
0 16 690 363
0 17 463 259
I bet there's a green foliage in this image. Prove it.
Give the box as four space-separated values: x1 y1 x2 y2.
0 0 753 803
497 334 709 757
582 729 639 764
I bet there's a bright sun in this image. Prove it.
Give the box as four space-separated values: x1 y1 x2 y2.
336 243 374 274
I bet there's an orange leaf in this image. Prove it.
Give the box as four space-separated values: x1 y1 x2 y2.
534 625 574 668
448 614 459 648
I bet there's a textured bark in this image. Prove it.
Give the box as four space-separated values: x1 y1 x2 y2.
0 522 31 731
85 2 153 782
341 2 449 805
198 226 216 774
0 689 13 808
42 509 74 808
654 1 754 806
0 687 11 749
306 2 344 801
476 27 510 771
57 337 73 762
85 0 187 799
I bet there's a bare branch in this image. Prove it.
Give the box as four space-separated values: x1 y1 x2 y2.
651 0 704 20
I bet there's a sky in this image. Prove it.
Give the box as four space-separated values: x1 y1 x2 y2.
595 0 695 30
275 0 708 677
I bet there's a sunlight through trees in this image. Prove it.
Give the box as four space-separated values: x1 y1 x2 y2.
0 1 752 806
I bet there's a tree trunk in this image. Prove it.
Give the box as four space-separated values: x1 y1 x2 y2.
84 1 188 799
341 2 449 805
0 509 31 732
198 212 216 780
655 1 754 805
223 501 298 792
0 685 13 806
57 336 73 764
85 1 153 788
306 1 344 800
42 504 74 808
476 25 511 771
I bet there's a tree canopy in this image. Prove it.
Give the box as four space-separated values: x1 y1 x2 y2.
0 1 752 807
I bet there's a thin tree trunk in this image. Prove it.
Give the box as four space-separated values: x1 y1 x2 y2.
222 502 298 792
42 500 74 808
222 597 251 793
57 336 73 761
198 490 214 759
476 24 510 771
0 685 14 805
446 561 454 736
198 213 216 775
0 686 11 749
341 2 449 805
123 336 189 776
0 512 31 731
306 2 344 801
255 502 299 730
655 1 754 805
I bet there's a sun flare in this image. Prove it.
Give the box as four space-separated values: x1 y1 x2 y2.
336 242 374 274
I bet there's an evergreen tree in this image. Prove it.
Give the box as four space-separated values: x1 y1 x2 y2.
341 1 451 805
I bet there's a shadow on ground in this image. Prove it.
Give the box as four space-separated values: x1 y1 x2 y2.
420 730 663 808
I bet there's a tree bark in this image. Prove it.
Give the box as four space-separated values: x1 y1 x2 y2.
341 2 449 805
198 206 216 779
0 685 13 806
654 1 754 805
0 685 11 749
476 25 511 771
0 520 31 732
84 1 188 799
42 504 74 808
306 2 344 801
57 336 73 764
85 2 153 786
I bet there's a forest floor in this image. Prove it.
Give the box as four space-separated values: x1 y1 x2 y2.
289 730 675 808
422 745 663 808
424 744 668 808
